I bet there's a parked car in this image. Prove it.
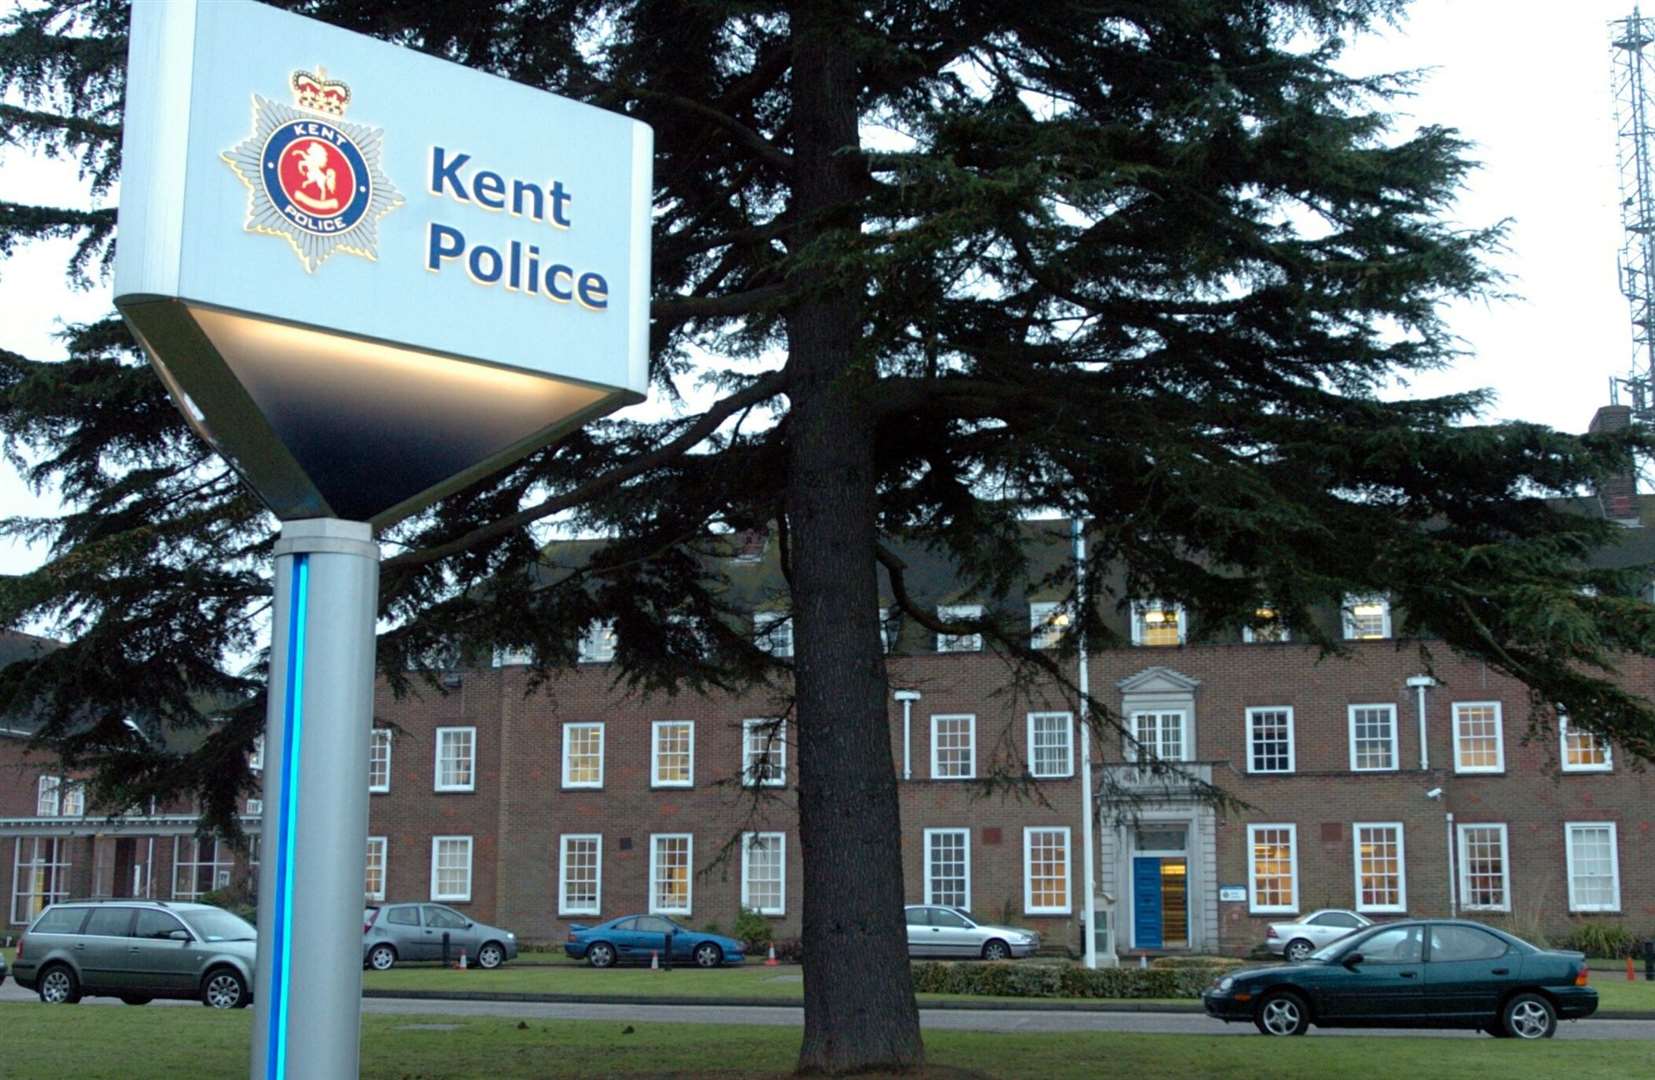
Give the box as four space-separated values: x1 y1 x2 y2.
363 903 518 971
564 914 746 968
1204 919 1596 1038
1 945 7 987
12 899 256 1008
905 905 1039 960
1265 908 1372 962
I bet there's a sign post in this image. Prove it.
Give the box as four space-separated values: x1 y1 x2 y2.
113 2 652 1076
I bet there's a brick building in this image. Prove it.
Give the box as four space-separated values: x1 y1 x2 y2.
6 427 1655 956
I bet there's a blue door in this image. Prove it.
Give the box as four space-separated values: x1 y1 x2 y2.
1133 856 1163 949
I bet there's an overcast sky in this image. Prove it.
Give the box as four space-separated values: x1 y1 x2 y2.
0 0 1649 583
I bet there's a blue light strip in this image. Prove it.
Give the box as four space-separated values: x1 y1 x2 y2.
266 554 308 1080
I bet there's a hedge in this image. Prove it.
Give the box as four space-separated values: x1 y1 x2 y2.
909 961 1223 999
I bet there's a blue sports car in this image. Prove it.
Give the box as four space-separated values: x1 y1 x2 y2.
564 914 746 968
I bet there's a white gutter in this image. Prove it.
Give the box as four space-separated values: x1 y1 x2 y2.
894 690 920 780
1406 675 1435 770
1074 517 1100 970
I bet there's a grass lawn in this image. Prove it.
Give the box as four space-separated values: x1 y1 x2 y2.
4 1005 1654 1080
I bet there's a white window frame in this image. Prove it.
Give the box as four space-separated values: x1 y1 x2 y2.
879 606 898 653
1127 709 1191 766
930 713 977 779
1564 822 1621 913
364 836 387 902
1347 704 1399 772
1352 821 1407 914
740 832 786 916
36 775 60 817
1130 599 1186 646
935 604 984 653
1456 823 1510 913
1245 707 1296 774
1342 595 1392 640
429 835 473 903
60 781 84 818
1559 716 1613 773
754 611 793 658
577 620 617 664
433 726 477 793
492 645 533 667
1027 712 1074 778
1028 602 1069 650
1241 606 1290 643
741 718 787 788
171 837 233 900
650 720 695 788
369 728 392 794
246 798 263 816
249 735 264 772
558 834 603 917
923 827 971 909
561 722 605 789
1022 826 1072 915
1246 823 1299 915
10 837 70 925
1451 701 1505 774
649 833 694 915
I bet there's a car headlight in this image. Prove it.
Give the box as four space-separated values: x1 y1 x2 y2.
507 932 515 939
1218 976 1234 992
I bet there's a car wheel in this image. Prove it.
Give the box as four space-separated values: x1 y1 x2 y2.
120 995 153 1006
1285 938 1315 963
202 967 248 1009
1253 990 1310 1036
1502 993 1557 1040
982 939 1011 961
367 944 397 972
37 964 81 1005
477 942 505 970
693 942 723 968
587 941 616 969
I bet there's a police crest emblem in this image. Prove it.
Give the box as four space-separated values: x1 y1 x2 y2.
223 69 403 272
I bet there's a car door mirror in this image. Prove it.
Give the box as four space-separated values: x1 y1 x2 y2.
1341 952 1363 969
466 921 474 929
168 929 192 943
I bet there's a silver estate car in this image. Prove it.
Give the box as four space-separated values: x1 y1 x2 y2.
905 905 1039 960
12 899 256 1007
1265 908 1372 961
363 903 518 971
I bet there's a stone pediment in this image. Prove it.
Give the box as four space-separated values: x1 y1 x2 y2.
1116 666 1201 695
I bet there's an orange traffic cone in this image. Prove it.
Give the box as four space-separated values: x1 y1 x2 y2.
651 949 660 972
1629 955 1637 981
765 943 779 967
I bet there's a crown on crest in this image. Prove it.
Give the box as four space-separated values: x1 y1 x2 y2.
290 68 351 117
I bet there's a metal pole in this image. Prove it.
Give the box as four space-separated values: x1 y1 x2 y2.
1074 517 1100 969
250 519 378 1080
894 690 919 780
1445 812 1457 919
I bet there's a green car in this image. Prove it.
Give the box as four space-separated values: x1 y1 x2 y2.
1203 919 1596 1038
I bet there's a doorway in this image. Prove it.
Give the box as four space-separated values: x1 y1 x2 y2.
1131 825 1189 950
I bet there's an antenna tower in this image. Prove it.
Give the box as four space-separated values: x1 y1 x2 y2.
1612 7 1655 419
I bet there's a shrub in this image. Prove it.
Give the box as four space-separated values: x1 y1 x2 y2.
198 883 258 925
770 937 804 963
732 908 773 951
910 960 1223 1000
1555 922 1641 959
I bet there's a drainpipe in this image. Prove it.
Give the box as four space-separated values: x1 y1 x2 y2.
1445 811 1457 918
1405 675 1435 770
1074 517 1100 970
894 690 920 780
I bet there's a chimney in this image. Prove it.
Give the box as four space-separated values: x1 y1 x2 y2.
1588 404 1640 524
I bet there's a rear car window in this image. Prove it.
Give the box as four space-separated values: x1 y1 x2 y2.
29 906 88 935
83 907 135 937
1430 925 1508 963
387 906 420 926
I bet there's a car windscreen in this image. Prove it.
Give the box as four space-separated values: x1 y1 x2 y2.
182 908 256 942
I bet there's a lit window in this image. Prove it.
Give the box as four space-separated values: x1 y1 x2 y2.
930 714 976 779
1565 822 1620 912
924 828 971 909
1560 716 1612 773
740 832 786 916
1027 712 1074 778
742 719 786 787
577 620 617 664
562 722 604 788
369 729 392 793
365 837 387 902
430 836 473 902
651 721 695 788
1452 702 1504 774
879 607 900 653
1023 827 1071 915
36 776 60 818
434 726 476 792
1457 824 1508 912
248 736 264 772
1248 824 1298 914
1132 600 1185 646
1129 710 1188 767
1242 606 1290 643
936 604 983 653
1246 707 1295 774
649 834 693 915
559 834 602 916
10 837 69 924
492 645 533 667
754 612 793 658
172 838 233 900
1353 823 1406 913
1347 705 1398 771
1342 596 1391 640
1029 602 1070 650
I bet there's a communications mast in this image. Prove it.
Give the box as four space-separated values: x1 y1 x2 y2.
1612 7 1655 419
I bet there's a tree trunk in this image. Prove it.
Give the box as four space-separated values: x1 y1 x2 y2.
787 6 925 1075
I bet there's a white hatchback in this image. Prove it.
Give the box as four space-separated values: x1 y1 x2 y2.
1265 908 1372 961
